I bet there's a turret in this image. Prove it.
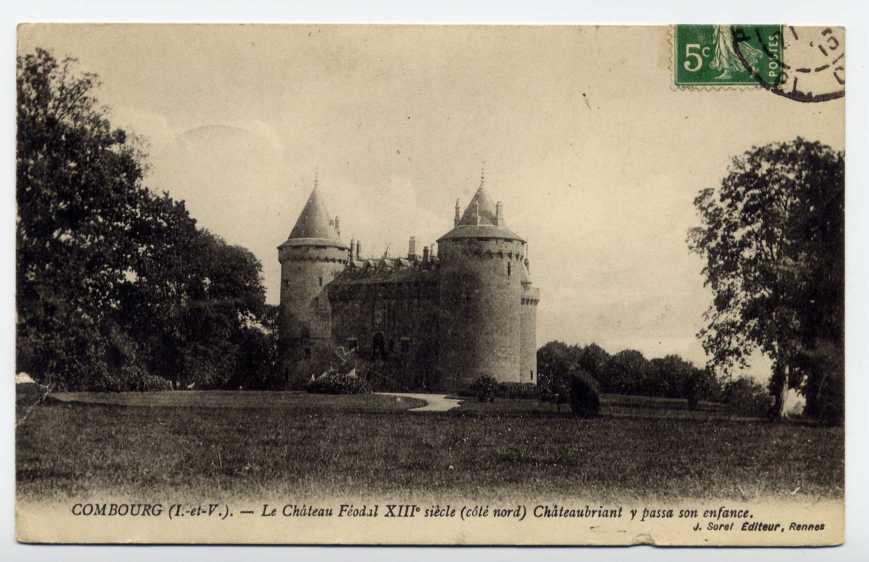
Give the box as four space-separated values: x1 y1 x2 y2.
277 180 349 384
436 175 535 388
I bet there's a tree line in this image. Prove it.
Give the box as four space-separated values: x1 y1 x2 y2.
17 49 278 391
537 341 776 417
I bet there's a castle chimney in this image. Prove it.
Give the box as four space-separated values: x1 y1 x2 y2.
334 216 341 238
356 240 361 259
408 236 417 259
454 199 461 227
422 246 430 263
349 238 355 261
495 201 503 226
475 201 481 226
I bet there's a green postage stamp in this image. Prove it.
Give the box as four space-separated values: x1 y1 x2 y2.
675 25 784 86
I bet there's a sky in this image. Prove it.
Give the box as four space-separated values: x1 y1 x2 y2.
18 24 844 373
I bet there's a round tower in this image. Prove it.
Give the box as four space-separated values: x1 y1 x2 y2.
278 181 348 384
437 177 527 389
519 246 540 384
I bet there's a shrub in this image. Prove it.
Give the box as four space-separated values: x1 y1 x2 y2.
129 373 174 391
470 375 498 402
498 382 538 400
723 376 769 417
358 360 417 392
812 371 844 425
539 371 572 412
799 341 844 425
569 369 601 418
305 369 371 395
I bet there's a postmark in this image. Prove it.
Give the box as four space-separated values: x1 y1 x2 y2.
733 25 845 103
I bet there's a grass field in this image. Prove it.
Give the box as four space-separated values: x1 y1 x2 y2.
16 390 844 502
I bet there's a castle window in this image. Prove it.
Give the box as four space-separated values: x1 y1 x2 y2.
319 276 323 287
530 369 534 381
507 262 512 278
347 337 358 351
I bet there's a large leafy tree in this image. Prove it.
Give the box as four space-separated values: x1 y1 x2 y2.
17 48 152 387
688 138 844 421
17 48 269 390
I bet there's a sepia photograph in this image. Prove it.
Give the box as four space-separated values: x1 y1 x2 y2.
13 22 848 546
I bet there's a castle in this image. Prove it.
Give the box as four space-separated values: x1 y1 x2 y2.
277 175 540 391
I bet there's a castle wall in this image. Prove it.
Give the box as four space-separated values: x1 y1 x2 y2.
437 237 524 388
329 272 441 388
278 242 347 377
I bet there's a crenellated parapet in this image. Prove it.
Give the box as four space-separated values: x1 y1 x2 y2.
521 286 541 306
278 241 349 264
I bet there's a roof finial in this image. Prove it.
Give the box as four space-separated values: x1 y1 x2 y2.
480 161 486 188
313 166 319 190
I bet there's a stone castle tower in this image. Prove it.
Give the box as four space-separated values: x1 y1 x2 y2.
277 182 348 368
278 174 539 390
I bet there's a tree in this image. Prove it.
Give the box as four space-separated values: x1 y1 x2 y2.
648 354 696 398
17 48 270 390
17 48 154 387
600 349 650 394
536 341 572 396
577 343 609 382
688 138 844 420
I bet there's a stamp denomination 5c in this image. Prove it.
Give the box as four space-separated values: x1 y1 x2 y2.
675 25 783 87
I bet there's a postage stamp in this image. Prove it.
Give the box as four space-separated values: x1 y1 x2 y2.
674 25 783 87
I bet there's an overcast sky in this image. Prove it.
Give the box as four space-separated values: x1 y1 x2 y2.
19 24 844 372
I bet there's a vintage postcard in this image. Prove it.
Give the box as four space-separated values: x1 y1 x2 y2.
15 24 845 545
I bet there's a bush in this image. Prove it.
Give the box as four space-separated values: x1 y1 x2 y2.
538 371 572 412
498 382 538 399
305 369 371 395
723 376 769 417
358 360 417 392
470 375 498 402
812 371 844 425
129 373 174 391
569 369 601 418
799 341 844 425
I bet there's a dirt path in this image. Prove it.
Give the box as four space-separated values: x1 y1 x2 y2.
375 393 463 412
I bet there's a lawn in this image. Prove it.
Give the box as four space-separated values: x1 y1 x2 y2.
16 391 844 502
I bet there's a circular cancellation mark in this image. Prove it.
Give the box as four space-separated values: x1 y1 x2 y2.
733 25 845 103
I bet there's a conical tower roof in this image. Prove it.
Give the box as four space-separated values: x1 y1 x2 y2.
457 185 498 226
439 180 523 242
289 186 338 240
280 183 348 250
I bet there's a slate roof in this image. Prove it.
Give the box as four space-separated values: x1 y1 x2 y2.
439 185 523 242
289 187 340 240
281 186 349 250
